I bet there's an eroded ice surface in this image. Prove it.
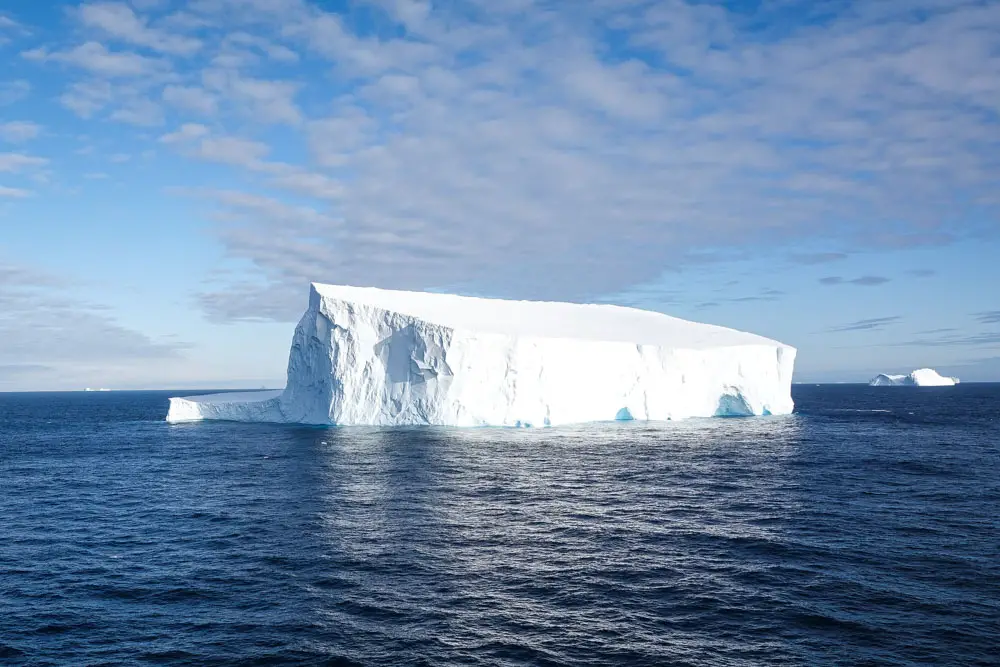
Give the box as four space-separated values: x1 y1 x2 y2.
167 284 797 426
869 368 959 387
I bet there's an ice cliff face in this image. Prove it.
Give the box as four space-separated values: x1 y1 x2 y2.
167 283 797 426
869 368 959 387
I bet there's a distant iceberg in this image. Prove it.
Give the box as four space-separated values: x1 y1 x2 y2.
167 283 797 427
869 368 959 387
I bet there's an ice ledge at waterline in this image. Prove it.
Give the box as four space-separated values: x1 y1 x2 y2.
167 283 797 426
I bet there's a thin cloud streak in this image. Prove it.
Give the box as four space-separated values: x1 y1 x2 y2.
789 252 848 265
819 276 892 286
828 316 902 333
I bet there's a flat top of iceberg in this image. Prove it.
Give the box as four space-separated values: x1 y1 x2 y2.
176 389 283 403
313 283 785 349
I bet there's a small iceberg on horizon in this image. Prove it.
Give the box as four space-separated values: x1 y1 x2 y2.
869 368 959 387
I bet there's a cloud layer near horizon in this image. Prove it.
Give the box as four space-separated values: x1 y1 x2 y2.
0 262 186 388
10 0 1000 321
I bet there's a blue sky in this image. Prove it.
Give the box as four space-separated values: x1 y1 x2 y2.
1 0 998 390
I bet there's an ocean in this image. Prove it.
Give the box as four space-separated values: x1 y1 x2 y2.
1 385 998 666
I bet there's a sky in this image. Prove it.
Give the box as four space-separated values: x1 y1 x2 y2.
0 0 998 391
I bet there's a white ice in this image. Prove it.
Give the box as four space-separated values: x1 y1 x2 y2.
869 368 959 386
167 283 797 426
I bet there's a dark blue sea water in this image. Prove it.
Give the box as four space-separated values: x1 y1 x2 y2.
1 385 998 666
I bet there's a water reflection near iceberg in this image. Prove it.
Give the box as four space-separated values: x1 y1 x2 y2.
308 417 810 663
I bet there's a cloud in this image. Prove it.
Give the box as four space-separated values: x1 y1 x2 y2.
23 41 167 77
222 32 299 63
278 4 439 75
195 135 269 164
935 356 1000 383
820 276 891 286
788 252 848 265
196 1 1000 317
890 331 1000 348
0 185 33 198
975 310 1000 324
0 80 31 106
0 364 54 376
0 153 48 173
162 84 217 115
907 268 936 277
160 125 343 200
725 288 785 303
200 69 302 125
59 79 114 117
828 316 901 333
159 122 209 143
25 0 999 319
851 276 892 286
305 108 377 167
129 0 170 10
109 96 164 125
77 2 202 55
253 162 344 200
0 14 29 43
56 77 166 126
0 262 186 380
0 121 41 142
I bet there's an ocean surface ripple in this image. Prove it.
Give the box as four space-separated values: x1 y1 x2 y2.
1 385 998 666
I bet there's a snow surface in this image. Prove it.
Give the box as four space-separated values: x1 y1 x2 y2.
869 368 959 387
167 283 797 426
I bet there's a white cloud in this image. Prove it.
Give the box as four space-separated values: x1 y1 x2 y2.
201 68 302 125
23 41 167 77
162 84 218 115
0 185 32 198
372 0 431 32
129 0 170 9
0 14 29 42
0 261 187 389
28 0 998 317
109 96 164 125
0 121 41 143
306 108 376 167
159 122 209 143
224 32 300 63
252 162 344 200
59 79 114 117
0 153 48 173
187 0 999 312
159 125 343 200
559 55 667 122
0 80 31 106
77 2 202 55
196 135 270 164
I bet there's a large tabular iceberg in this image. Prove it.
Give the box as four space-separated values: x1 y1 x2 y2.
167 283 796 426
869 368 959 387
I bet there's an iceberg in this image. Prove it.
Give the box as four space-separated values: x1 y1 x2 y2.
167 283 797 426
869 368 959 387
